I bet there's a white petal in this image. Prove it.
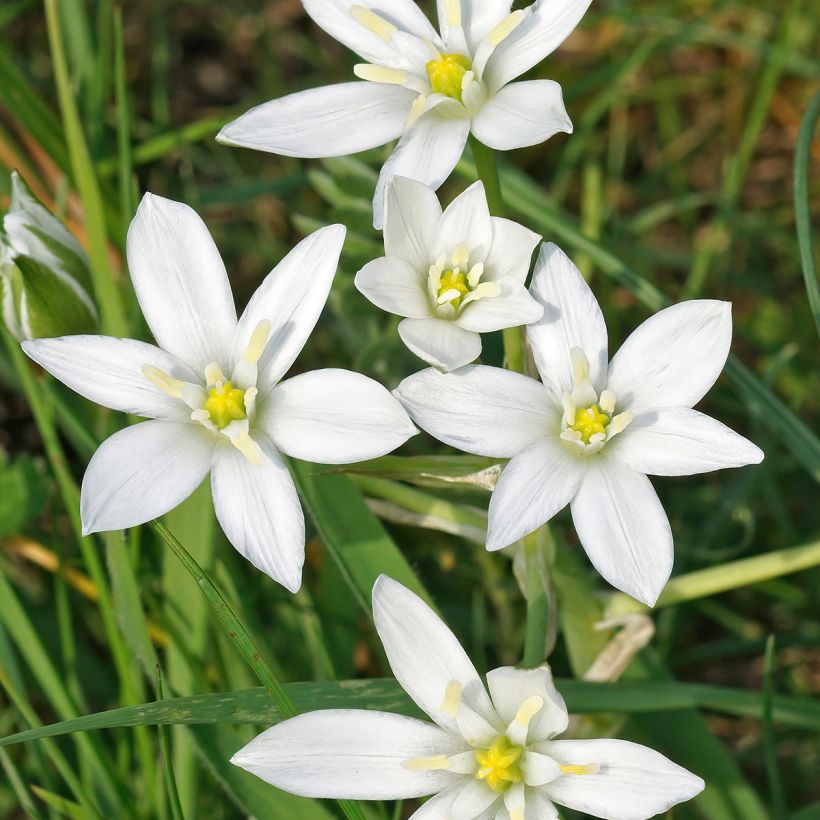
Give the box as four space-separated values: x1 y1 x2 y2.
523 790 558 819
233 225 346 394
373 114 471 229
211 435 305 592
262 368 417 464
570 459 672 607
302 0 441 66
606 300 733 412
472 81 572 151
484 0 593 92
486 665 568 741
231 709 459 799
80 421 212 535
373 575 498 734
484 217 541 283
608 407 764 476
355 255 432 318
527 242 608 400
541 738 704 820
384 176 442 270
22 335 195 421
409 783 468 819
461 0 513 46
398 317 481 371
396 365 554 456
218 83 415 157
435 181 492 262
454 276 543 333
486 438 583 550
448 779 499 820
126 194 236 373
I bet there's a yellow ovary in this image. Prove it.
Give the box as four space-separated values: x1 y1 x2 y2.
204 381 247 429
426 53 472 101
474 737 523 793
437 269 470 309
569 404 610 444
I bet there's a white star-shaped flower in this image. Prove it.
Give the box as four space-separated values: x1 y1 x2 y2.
232 575 704 819
355 176 543 370
217 0 591 227
395 243 764 605
22 194 416 592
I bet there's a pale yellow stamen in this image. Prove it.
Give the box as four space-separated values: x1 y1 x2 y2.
467 262 484 288
205 361 226 387
350 5 396 40
402 755 450 771
353 64 408 85
142 364 183 398
451 243 469 268
509 809 524 820
570 346 590 384
440 679 462 716
442 0 461 27
228 430 263 465
514 695 543 727
561 393 576 425
488 9 526 45
599 388 616 414
242 319 271 364
607 410 633 436
406 94 428 127
560 762 600 776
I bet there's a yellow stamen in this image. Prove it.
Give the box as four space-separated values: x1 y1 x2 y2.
350 5 396 40
205 361 226 386
570 346 590 384
436 268 469 309
442 0 461 27
242 319 271 364
204 380 247 429
560 762 600 776
142 365 183 398
353 64 408 85
440 679 462 716
474 737 523 793
488 9 525 45
402 755 450 771
514 696 543 727
569 404 610 445
426 53 472 101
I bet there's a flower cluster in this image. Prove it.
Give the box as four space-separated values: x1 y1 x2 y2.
11 0 768 816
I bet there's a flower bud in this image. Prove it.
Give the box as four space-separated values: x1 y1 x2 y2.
1 171 97 340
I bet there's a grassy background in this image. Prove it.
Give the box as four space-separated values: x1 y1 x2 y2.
0 0 819 818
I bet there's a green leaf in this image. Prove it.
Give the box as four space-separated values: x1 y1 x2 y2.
334 454 503 490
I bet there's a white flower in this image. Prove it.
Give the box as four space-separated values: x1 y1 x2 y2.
395 243 764 605
232 575 704 819
22 194 417 592
355 176 542 371
217 0 590 227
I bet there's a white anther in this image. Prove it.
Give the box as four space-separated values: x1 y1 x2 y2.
349 5 396 40
466 262 484 287
460 281 501 307
606 410 633 438
204 362 225 387
142 365 183 398
599 389 616 414
561 429 582 443
437 288 462 305
190 408 218 434
243 386 258 417
561 393 576 425
451 243 469 268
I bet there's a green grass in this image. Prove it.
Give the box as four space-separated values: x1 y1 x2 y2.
0 0 818 818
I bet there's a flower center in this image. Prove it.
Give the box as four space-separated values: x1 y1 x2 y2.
437 268 469 309
204 380 247 429
569 403 610 444
474 736 523 793
426 52 472 101
428 245 500 318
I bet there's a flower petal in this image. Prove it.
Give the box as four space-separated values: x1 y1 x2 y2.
541 738 704 820
460 0 514 47
126 194 237 373
454 276 543 333
355 255 432 318
522 791 558 819
395 365 554 456
398 317 481 371
80 421 212 535
211 435 305 592
217 83 415 158
262 368 417 464
302 0 441 66
484 0 593 92
484 217 541 283
409 783 469 820
608 407 763 476
234 224 346 394
570 458 673 606
22 335 195 421
373 575 498 734
486 665 568 741
527 242 608 400
486 438 584 550
472 81 572 151
231 709 459 799
384 176 443 270
434 181 493 262
373 114 471 228
606 300 733 412
449 779 499 820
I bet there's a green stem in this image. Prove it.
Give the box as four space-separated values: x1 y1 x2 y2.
520 533 554 668
469 135 525 374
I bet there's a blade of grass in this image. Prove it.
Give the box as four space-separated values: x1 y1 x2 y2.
763 636 788 818
156 667 185 820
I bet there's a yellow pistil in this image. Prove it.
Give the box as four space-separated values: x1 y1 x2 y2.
570 404 610 444
426 53 471 101
204 380 247 429
437 269 470 308
474 737 523 793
